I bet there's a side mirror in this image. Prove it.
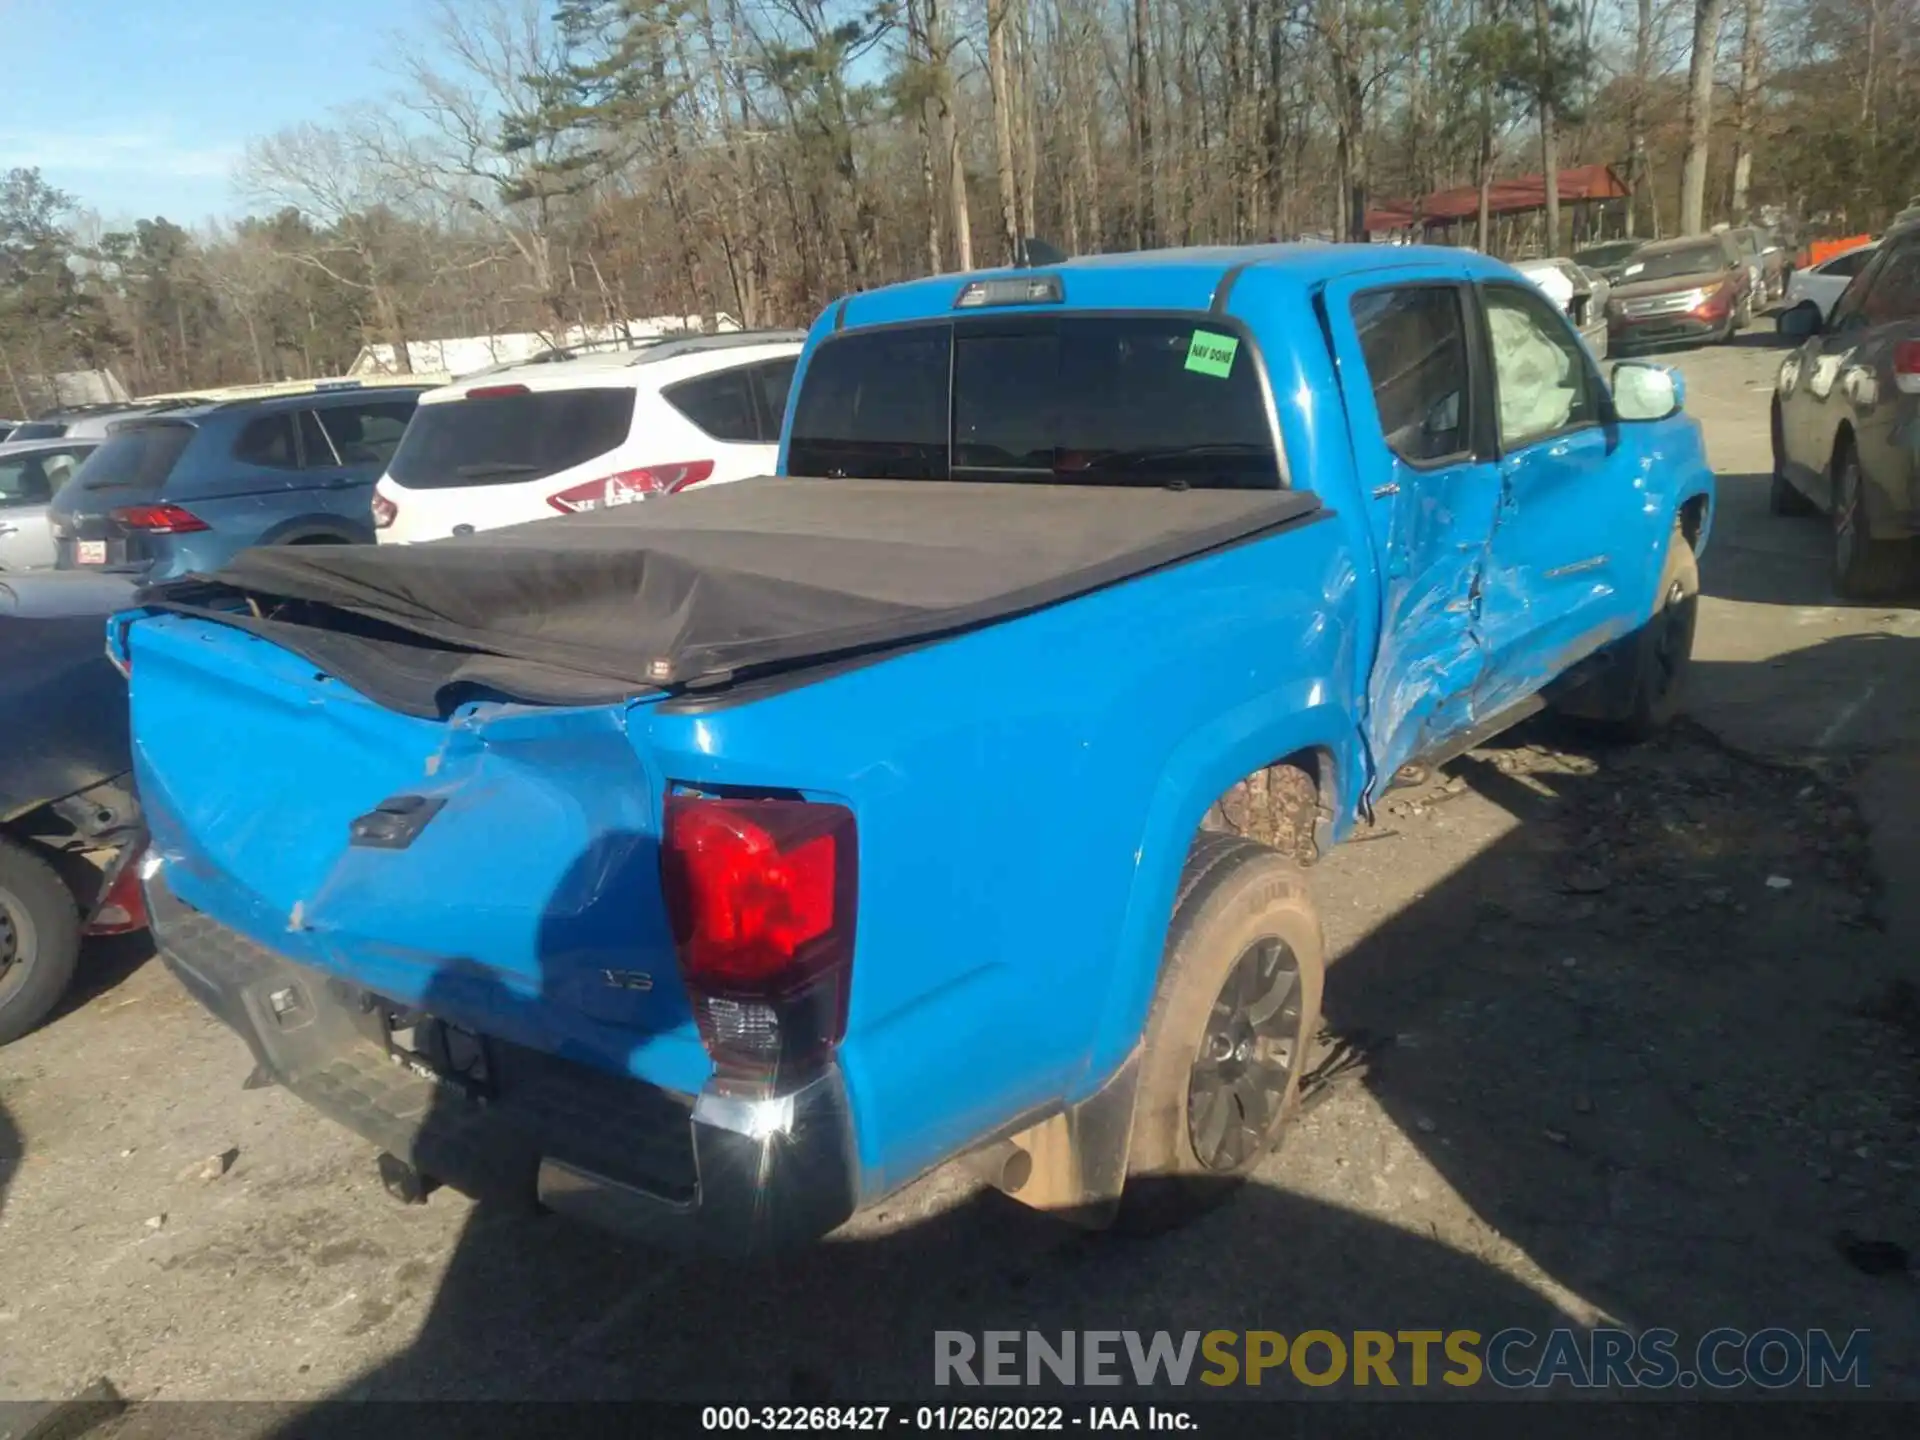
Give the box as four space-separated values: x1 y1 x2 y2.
1611 361 1683 422
1778 300 1823 340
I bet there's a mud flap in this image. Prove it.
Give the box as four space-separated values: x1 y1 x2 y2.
965 1047 1142 1228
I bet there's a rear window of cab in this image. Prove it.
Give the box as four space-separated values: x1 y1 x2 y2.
787 314 1281 490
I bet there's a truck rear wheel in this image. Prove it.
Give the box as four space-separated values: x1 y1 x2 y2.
0 837 82 1046
1117 833 1324 1234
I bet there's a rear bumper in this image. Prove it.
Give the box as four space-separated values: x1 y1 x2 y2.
148 873 858 1255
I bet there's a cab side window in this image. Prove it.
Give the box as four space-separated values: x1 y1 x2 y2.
1829 248 1891 332
1347 285 1471 464
297 410 339 467
0 455 52 504
664 370 759 443
234 413 299 469
1858 243 1920 328
1482 284 1600 450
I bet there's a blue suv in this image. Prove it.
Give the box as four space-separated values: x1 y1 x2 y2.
50 386 427 581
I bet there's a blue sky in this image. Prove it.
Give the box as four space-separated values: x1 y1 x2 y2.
1 0 438 225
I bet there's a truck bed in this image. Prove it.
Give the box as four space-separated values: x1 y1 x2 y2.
144 477 1322 717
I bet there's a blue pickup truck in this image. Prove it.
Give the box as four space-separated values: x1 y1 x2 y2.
118 244 1713 1249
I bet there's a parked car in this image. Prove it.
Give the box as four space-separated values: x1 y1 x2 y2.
1772 225 1920 597
1571 239 1644 282
0 438 99 570
48 386 429 582
1607 233 1753 351
0 572 147 1044
3 404 162 445
1785 240 1879 320
121 244 1712 1251
1729 226 1790 304
1514 257 1611 358
136 374 448 408
373 332 806 543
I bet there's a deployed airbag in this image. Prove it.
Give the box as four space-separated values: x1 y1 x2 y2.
1488 304 1580 441
147 477 1321 716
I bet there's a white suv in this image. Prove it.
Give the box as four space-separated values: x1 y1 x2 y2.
373 332 804 543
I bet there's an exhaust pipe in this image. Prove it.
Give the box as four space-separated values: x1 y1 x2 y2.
962 1139 1034 1196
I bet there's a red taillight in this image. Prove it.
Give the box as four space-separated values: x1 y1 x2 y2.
85 839 149 936
109 503 208 534
464 383 530 399
546 461 716 513
661 793 856 1080
371 489 398 529
1894 341 1920 394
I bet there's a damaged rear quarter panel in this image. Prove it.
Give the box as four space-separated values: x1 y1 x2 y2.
641 514 1364 1196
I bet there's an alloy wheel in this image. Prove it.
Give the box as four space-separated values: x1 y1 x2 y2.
1834 458 1863 576
1186 935 1304 1172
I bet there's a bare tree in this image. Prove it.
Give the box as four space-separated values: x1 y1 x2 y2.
988 0 1022 260
240 123 421 370
930 0 973 269
1679 0 1728 234
197 225 286 382
380 0 584 326
1532 0 1561 252
1626 0 1655 237
1729 0 1764 221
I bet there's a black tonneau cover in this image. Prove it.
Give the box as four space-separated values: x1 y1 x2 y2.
148 477 1323 717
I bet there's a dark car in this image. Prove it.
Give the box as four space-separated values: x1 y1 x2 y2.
1572 239 1645 282
1771 225 1920 597
0 572 147 1043
48 386 427 581
1606 233 1753 352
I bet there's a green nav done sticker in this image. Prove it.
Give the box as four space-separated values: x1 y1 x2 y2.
1185 329 1240 378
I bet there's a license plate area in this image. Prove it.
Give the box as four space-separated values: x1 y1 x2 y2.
76 539 107 564
384 1007 494 1097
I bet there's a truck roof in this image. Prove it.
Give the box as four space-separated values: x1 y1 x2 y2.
829 242 1517 330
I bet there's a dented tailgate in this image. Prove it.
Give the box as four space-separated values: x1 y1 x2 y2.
129 612 710 1095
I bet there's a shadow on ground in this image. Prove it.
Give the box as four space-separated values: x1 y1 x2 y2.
47 932 156 1027
1700 472 1920 608
0 1091 17 1221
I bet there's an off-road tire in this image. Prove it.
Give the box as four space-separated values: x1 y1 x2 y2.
1587 527 1700 743
1831 444 1912 600
1115 833 1324 1235
0 838 82 1046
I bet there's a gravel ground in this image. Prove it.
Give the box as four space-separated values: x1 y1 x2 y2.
1 331 1916 1426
